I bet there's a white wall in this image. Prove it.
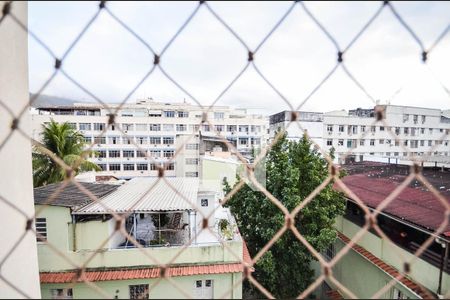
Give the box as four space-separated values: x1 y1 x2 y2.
0 1 41 297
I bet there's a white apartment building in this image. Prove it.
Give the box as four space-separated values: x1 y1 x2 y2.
270 105 450 165
31 99 268 179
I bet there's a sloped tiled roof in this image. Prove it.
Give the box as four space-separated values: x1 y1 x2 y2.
337 232 435 299
34 182 119 209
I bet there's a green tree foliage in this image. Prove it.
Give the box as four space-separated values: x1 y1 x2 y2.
223 132 345 298
32 119 100 187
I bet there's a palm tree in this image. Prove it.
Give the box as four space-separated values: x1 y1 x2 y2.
32 119 100 187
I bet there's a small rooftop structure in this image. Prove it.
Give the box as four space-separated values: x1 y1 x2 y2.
75 177 200 214
34 182 119 209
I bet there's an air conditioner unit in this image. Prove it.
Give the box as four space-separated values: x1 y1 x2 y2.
124 130 128 133
127 157 130 160
98 158 102 161
327 131 332 135
80 130 84 134
97 144 101 147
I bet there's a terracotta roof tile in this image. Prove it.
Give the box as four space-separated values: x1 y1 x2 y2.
337 232 435 299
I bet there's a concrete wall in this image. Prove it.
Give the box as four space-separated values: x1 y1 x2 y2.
326 216 450 297
41 273 242 299
200 157 238 193
0 1 41 297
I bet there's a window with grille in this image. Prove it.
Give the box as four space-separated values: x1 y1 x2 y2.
186 158 199 165
214 125 224 132
136 136 147 145
176 124 187 131
94 136 106 144
163 150 174 158
150 150 160 157
79 123 91 131
129 284 149 299
123 164 135 171
122 123 134 131
178 111 189 118
185 143 199 150
50 288 73 299
324 243 336 261
227 125 237 132
214 112 224 119
97 150 106 158
163 137 174 144
83 136 92 144
163 124 174 131
123 150 135 158
108 136 120 145
164 163 175 170
93 123 105 131
149 124 161 131
186 172 199 177
137 150 147 158
149 136 161 144
109 164 121 171
338 125 344 133
35 218 47 242
108 150 120 158
193 280 213 299
163 111 175 118
137 164 148 171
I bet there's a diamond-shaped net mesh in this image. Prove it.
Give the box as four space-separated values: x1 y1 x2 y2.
0 1 449 299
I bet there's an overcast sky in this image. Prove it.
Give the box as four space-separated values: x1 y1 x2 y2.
28 1 450 115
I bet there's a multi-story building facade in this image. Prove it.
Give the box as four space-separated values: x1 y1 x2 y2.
270 105 450 166
31 99 268 179
35 178 249 299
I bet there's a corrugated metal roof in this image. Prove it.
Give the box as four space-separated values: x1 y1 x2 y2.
34 182 119 209
75 177 199 214
335 174 450 234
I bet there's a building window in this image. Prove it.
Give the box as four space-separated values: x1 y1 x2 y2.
359 139 365 146
123 136 133 144
94 123 105 131
214 112 224 119
338 139 344 146
109 164 121 171
176 124 187 132
35 217 47 242
79 123 91 131
338 125 344 133
360 125 365 132
201 199 208 206
50 288 73 299
136 136 147 145
395 140 400 146
97 150 106 158
150 150 160 157
379 139 384 145
178 111 189 118
164 163 175 170
186 158 199 165
149 124 161 131
386 139 391 145
186 143 199 150
186 172 199 178
164 111 175 118
123 164 135 171
190 124 200 132
370 139 375 146
137 150 147 158
327 125 333 132
163 150 174 158
370 126 376 133
324 243 335 261
129 284 149 299
404 140 408 146
239 125 249 133
94 136 106 145
163 124 174 131
227 125 237 132
83 136 92 144
149 137 161 144
194 280 213 299
108 136 120 145
214 125 224 132
150 163 158 170
123 150 135 158
326 139 333 146
97 164 107 171
122 123 134 131
108 150 120 158
163 137 174 144
391 287 407 300
239 138 248 145
379 126 384 131
137 164 148 171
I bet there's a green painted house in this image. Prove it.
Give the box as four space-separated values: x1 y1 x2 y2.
34 178 248 299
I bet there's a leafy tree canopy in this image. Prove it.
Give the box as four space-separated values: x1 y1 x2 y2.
224 132 345 298
32 119 100 187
